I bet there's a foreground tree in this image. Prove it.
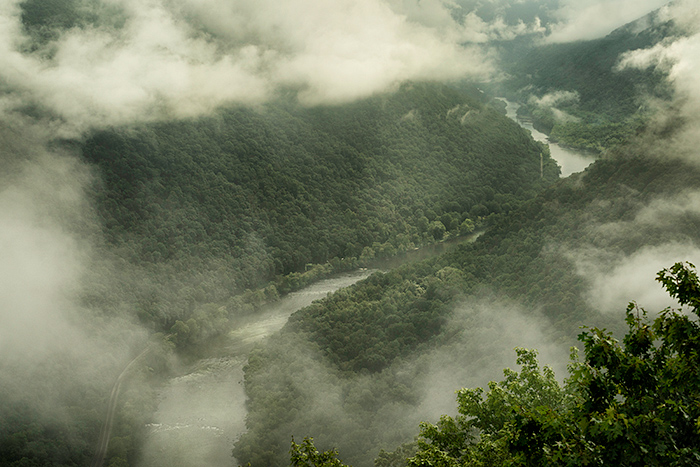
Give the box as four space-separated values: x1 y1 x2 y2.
290 437 350 467
409 262 700 466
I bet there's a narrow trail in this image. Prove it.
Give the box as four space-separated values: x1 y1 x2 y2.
90 346 151 467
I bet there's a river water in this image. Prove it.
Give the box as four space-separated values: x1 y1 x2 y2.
138 270 375 467
499 99 596 177
134 108 546 465
137 232 484 466
137 98 592 463
133 99 583 466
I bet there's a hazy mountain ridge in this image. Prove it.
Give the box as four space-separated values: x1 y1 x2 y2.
492 3 688 151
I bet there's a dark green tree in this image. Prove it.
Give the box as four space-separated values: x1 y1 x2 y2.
408 348 566 467
290 437 350 467
409 262 700 466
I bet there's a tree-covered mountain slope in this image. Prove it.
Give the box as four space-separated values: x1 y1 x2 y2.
0 82 558 467
490 5 686 152
5 1 699 467
80 82 558 331
408 261 700 466
295 260 700 466
236 145 700 466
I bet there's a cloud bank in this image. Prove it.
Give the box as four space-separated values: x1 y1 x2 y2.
0 0 494 136
546 0 670 43
415 297 569 418
3 0 684 137
564 188 700 315
0 145 89 358
616 0 700 163
571 243 700 314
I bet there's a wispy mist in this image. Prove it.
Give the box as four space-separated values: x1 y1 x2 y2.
546 0 669 42
238 295 571 466
569 243 700 314
561 189 700 316
2 0 698 464
413 297 570 418
0 128 92 359
0 124 150 465
616 0 700 162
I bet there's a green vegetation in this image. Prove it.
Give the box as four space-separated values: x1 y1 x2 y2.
490 10 683 153
290 437 350 467
0 336 170 467
409 262 700 466
515 102 648 153
0 81 557 467
237 148 700 466
6 4 697 467
81 81 557 334
285 262 700 466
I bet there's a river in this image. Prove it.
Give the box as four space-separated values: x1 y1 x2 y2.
132 99 576 466
133 98 595 463
138 270 376 467
498 98 596 177
136 231 483 466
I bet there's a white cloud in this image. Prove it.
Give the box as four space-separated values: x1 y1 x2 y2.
565 190 700 314
529 90 579 107
547 0 670 43
0 187 84 356
0 0 493 134
454 11 547 43
657 0 700 35
416 298 569 417
616 0 700 163
571 243 700 314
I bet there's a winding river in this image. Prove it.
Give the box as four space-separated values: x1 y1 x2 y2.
130 99 589 466
499 99 597 177
102 98 587 467
133 99 578 465
137 270 376 466
136 230 483 466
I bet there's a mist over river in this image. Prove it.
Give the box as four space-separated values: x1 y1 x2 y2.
499 99 597 177
138 270 375 467
134 221 488 465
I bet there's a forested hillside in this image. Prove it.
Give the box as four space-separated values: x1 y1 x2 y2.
236 144 700 466
80 82 558 332
234 4 700 465
292 260 700 466
1 82 558 467
491 7 684 152
4 1 699 466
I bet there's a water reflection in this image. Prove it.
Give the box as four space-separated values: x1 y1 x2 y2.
499 98 596 177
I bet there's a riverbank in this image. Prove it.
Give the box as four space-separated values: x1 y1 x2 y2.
498 98 597 177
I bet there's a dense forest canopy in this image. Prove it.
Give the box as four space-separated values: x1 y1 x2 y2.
2 71 559 467
235 146 700 466
79 81 557 332
234 4 700 465
291 262 700 467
